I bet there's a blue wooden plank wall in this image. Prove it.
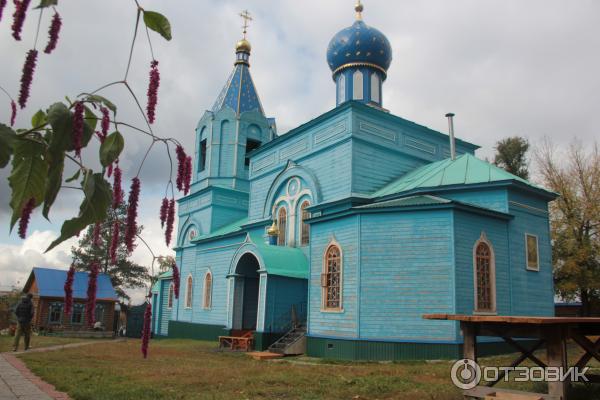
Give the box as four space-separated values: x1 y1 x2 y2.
358 210 456 341
263 276 308 333
159 279 173 335
441 188 509 213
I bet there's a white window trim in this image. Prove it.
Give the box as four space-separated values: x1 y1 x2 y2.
203 269 213 310
472 232 497 315
167 282 174 309
321 237 344 313
525 233 540 271
185 274 193 309
370 72 380 103
337 74 345 104
298 198 311 247
352 70 363 100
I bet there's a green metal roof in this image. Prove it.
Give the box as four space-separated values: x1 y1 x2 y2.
194 217 248 242
151 270 173 293
356 195 451 209
249 234 309 279
373 153 550 198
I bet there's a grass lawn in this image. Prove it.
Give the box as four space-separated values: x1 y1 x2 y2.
0 334 90 352
17 339 600 400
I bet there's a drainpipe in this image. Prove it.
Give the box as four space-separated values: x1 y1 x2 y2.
445 113 456 160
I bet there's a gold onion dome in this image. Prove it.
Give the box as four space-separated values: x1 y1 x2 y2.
236 38 251 53
267 221 279 236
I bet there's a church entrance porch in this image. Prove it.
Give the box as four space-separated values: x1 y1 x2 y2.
231 253 262 331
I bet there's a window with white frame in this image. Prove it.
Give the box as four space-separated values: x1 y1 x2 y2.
526 234 539 271
352 70 363 100
277 206 287 246
167 283 174 309
48 302 62 324
474 237 496 313
322 244 342 310
203 271 212 309
185 275 193 308
300 200 310 246
71 303 84 325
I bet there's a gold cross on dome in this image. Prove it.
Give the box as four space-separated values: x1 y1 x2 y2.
240 10 253 39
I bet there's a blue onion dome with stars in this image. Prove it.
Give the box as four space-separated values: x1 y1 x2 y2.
327 1 392 107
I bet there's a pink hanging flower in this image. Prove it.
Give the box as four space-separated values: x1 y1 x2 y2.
159 197 168 228
18 49 37 109
165 198 175 247
43 11 61 54
112 165 123 209
125 177 140 253
184 156 192 195
172 262 180 299
63 264 75 316
0 0 7 22
18 197 35 239
11 0 31 41
146 60 160 124
73 101 84 157
100 106 110 136
86 261 99 326
107 163 113 178
109 221 119 265
141 301 152 358
175 145 186 192
92 222 101 247
10 100 16 126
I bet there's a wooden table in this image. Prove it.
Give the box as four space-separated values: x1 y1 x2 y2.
423 314 600 400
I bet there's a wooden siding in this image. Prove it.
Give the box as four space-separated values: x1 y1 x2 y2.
441 188 509 213
31 297 115 332
158 279 172 335
263 276 307 333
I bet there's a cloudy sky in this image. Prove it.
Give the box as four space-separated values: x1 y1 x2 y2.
1 0 598 300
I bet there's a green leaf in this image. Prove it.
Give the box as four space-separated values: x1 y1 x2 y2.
143 11 172 41
99 131 124 167
8 138 48 230
42 152 65 220
47 102 94 154
46 172 111 252
35 0 58 9
84 94 117 115
84 105 98 132
0 124 17 168
31 110 47 128
65 169 81 183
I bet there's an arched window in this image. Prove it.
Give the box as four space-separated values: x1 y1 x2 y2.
277 207 287 246
337 74 345 103
185 275 193 308
474 239 495 313
322 244 342 310
167 283 174 309
352 70 363 100
300 201 310 246
203 271 212 309
371 72 380 103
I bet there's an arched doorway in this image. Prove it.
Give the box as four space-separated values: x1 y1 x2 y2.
233 253 260 331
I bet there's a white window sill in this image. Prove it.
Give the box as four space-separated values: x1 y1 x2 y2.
320 308 344 314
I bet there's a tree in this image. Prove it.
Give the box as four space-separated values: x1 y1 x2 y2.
536 139 600 316
494 136 530 179
71 204 149 300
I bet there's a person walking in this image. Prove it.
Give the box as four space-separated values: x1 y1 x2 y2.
13 293 35 351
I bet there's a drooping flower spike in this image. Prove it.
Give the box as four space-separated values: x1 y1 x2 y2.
125 177 141 253
172 262 180 299
165 198 175 247
86 260 99 326
0 0 7 22
141 301 152 358
92 222 102 247
184 156 192 195
100 106 110 137
43 11 61 54
63 264 75 316
112 165 123 209
159 197 168 228
11 0 31 41
10 100 17 126
73 101 84 157
109 221 119 265
18 49 38 109
18 197 35 239
146 60 160 124
175 145 187 192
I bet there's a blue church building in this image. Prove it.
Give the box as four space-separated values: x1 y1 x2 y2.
151 2 557 360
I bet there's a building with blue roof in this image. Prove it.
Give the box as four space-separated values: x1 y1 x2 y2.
23 267 118 333
154 2 557 360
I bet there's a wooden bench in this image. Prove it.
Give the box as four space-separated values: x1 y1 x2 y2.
219 330 254 352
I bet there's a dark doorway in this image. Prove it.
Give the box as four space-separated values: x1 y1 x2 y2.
234 253 260 331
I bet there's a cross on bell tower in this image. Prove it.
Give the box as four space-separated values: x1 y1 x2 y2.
239 10 253 39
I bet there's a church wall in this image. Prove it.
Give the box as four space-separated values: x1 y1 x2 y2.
438 188 509 213
506 191 554 316
263 276 308 333
157 279 173 336
453 210 510 319
308 215 359 339
358 210 457 341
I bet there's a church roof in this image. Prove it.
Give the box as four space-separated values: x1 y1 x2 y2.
373 153 555 198
195 217 248 242
357 195 451 209
211 63 264 115
249 234 308 279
